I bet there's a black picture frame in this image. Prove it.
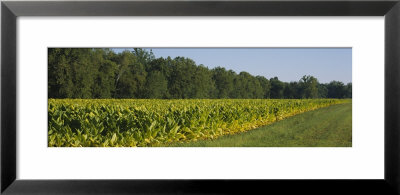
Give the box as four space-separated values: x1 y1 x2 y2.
1 0 399 194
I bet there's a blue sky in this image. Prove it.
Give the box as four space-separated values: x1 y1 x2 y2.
113 48 351 84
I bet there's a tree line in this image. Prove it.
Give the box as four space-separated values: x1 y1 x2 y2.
48 48 352 99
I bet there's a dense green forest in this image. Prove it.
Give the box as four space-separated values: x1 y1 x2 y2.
48 48 352 99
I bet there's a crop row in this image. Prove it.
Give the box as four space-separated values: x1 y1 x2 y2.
48 99 349 147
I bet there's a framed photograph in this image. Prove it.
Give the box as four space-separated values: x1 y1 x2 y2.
2 0 399 194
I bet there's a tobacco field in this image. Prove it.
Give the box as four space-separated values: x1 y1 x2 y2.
48 99 349 147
